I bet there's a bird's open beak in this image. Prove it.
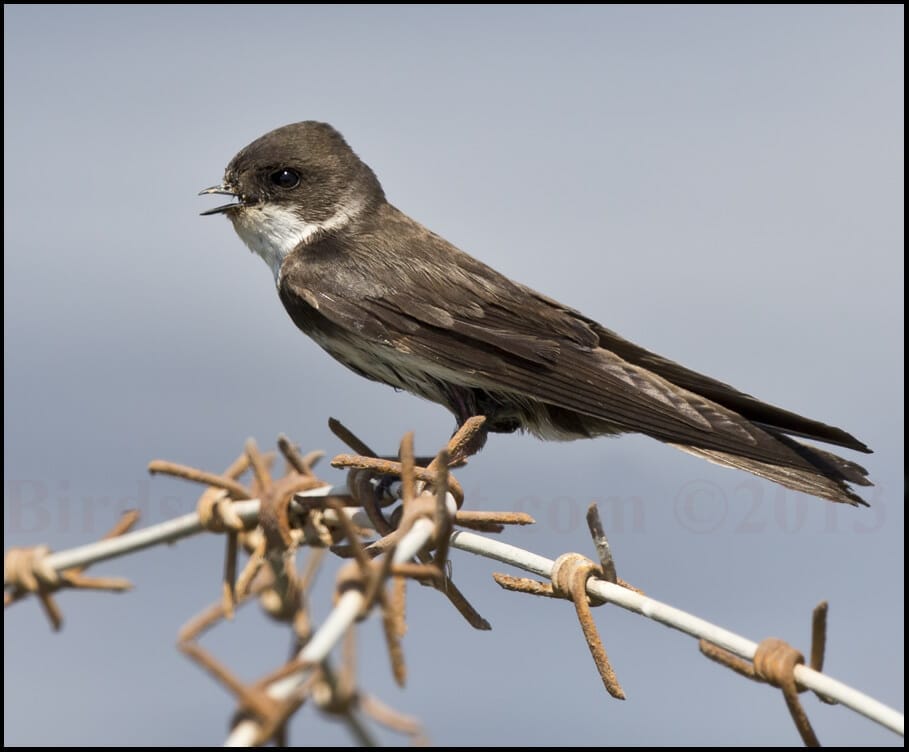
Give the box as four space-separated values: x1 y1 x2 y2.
198 184 242 216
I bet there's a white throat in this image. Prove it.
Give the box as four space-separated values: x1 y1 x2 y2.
230 199 362 283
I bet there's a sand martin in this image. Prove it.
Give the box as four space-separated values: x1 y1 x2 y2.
201 121 872 505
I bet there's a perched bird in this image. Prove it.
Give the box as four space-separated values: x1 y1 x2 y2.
201 121 872 505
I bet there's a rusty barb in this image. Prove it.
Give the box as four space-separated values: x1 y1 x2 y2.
145 417 532 745
328 416 533 634
3 510 139 630
7 418 898 746
492 503 642 700
149 435 342 620
3 417 533 744
699 602 835 747
176 558 426 747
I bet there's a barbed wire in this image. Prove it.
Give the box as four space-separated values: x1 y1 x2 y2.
4 419 904 745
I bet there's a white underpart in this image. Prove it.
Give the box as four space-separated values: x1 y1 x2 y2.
230 198 362 283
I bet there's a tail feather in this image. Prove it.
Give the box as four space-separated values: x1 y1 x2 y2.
590 325 873 504
672 441 870 506
761 429 872 487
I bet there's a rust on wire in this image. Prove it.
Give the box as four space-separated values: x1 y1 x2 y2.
333 454 466 507
432 451 453 568
323 421 503 687
342 423 492 631
178 558 323 746
327 420 510 631
490 502 640 699
453 510 535 532
586 503 618 584
493 553 628 699
1 425 682 741
551 552 626 699
5 420 901 746
183 635 315 747
3 424 629 740
329 416 380 458
4 510 139 631
312 628 428 746
152 435 337 621
244 439 274 496
148 459 251 499
699 600 836 746
277 433 324 477
192 453 253 616
327 496 409 685
439 415 487 466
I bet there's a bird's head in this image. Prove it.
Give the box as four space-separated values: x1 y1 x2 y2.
200 121 383 279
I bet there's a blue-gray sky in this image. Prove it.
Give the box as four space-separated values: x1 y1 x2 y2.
4 4 903 746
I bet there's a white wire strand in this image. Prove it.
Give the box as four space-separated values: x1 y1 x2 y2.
448 530 905 737
225 515 438 747
29 485 349 576
6 485 903 741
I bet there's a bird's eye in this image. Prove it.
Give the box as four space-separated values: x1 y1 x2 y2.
270 168 301 189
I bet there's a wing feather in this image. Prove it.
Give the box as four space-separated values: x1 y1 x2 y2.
276 205 870 504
